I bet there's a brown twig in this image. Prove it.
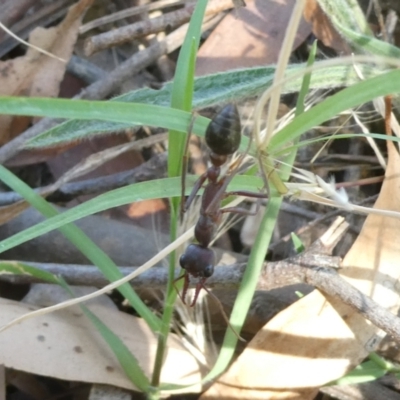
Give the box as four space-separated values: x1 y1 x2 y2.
84 0 232 56
0 152 167 206
3 246 400 343
66 55 107 84
79 0 187 34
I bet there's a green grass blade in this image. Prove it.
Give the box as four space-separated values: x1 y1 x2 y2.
204 195 282 382
0 261 150 391
168 0 207 178
295 40 317 116
0 166 160 332
0 175 268 254
155 0 208 391
15 63 389 149
0 98 210 144
273 132 400 156
0 260 60 284
330 360 387 386
78 302 150 392
318 0 400 57
269 68 400 152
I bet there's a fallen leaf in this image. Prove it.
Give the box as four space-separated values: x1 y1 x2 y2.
0 0 93 144
202 290 363 399
196 0 312 75
303 0 350 54
0 297 201 392
202 134 400 398
331 129 400 343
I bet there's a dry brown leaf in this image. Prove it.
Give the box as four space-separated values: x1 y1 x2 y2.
0 0 93 144
202 290 363 400
202 137 400 399
0 297 201 392
196 0 311 75
0 201 31 225
303 0 350 54
330 134 400 346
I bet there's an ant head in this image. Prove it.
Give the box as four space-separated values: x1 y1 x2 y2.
179 244 215 278
205 104 241 156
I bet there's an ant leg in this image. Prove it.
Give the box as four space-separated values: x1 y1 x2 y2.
184 173 207 214
200 284 246 342
221 204 260 216
190 277 207 307
225 189 269 199
181 113 200 220
220 188 268 215
173 272 189 305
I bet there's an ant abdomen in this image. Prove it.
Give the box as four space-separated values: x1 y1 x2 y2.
205 104 241 156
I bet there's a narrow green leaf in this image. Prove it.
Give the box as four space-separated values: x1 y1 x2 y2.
290 233 305 253
295 40 317 116
330 360 387 386
80 305 150 392
0 165 161 332
0 260 60 284
155 0 208 391
0 261 150 391
20 63 387 149
269 69 400 152
0 175 264 255
204 195 282 383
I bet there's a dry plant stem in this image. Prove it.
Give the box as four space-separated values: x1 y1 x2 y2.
0 0 75 57
0 253 338 288
0 152 167 206
254 0 306 148
46 134 168 194
5 245 400 343
66 55 107 84
84 0 232 56
0 226 195 333
0 206 170 266
79 0 187 34
0 15 219 164
0 0 36 42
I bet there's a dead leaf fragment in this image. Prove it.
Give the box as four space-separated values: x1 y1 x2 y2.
303 0 350 54
0 0 93 144
196 0 312 75
201 290 364 400
0 297 201 392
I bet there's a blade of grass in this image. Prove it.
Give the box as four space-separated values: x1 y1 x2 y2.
272 39 317 185
269 68 400 152
203 194 282 382
72 291 151 393
0 260 150 392
25 62 392 148
205 39 318 382
153 0 208 392
0 174 271 254
0 165 160 332
295 40 317 117
0 98 210 137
